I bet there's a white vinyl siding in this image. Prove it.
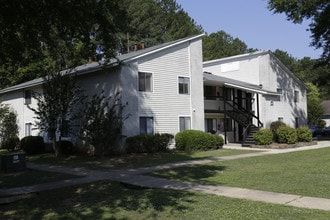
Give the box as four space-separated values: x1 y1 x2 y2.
136 42 192 134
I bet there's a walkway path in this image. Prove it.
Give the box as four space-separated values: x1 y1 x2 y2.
1 141 330 211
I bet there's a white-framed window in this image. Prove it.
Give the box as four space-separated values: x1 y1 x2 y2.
24 90 32 105
294 90 299 103
138 72 152 92
25 122 33 136
178 77 190 94
140 117 154 134
278 117 284 122
179 116 191 131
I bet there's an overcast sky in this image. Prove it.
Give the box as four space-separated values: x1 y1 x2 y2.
176 0 322 59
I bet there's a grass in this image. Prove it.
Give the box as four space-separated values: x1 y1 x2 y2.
27 149 258 170
1 180 329 220
152 147 330 199
0 170 79 188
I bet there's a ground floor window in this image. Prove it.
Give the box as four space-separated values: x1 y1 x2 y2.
179 116 191 131
140 117 154 134
295 117 299 128
205 118 217 133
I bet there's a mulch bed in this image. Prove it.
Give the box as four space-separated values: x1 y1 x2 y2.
252 141 318 149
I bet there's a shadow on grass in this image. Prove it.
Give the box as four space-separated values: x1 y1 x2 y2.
152 164 226 185
26 152 220 170
0 180 198 219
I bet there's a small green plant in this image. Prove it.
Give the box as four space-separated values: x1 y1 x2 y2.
175 130 223 152
253 129 273 145
126 133 174 153
20 136 45 155
296 126 313 142
276 126 297 144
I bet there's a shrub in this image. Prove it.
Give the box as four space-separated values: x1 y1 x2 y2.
20 136 45 155
296 126 313 142
270 121 286 142
174 130 223 152
276 126 297 144
126 133 174 153
57 140 76 155
1 136 20 151
253 129 273 145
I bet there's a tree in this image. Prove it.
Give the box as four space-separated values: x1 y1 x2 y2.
79 92 129 156
268 0 330 63
306 82 324 125
29 71 84 157
0 0 128 89
203 31 256 61
118 0 202 53
0 102 19 149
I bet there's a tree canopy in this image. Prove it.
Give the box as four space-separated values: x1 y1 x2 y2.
0 0 128 89
268 0 330 63
203 31 256 61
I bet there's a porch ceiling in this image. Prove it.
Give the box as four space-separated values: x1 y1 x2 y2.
203 72 279 95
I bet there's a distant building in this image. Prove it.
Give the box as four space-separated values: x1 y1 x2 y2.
321 100 330 126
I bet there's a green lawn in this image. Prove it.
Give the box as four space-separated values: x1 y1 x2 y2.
27 149 258 170
152 147 330 199
1 180 329 220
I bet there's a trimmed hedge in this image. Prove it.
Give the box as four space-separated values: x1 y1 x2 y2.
276 126 297 144
20 136 45 155
126 133 174 153
270 121 286 142
296 126 313 142
175 130 223 152
253 129 273 145
1 136 20 151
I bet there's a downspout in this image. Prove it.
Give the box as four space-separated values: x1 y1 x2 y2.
223 86 227 144
257 94 260 127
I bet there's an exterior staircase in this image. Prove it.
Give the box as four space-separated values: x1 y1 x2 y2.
242 125 260 147
224 100 262 147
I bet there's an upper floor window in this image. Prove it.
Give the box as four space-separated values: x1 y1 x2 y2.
294 90 299 103
138 72 152 92
24 90 32 105
178 77 189 94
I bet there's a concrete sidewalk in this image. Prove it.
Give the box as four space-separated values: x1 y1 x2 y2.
1 141 330 211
